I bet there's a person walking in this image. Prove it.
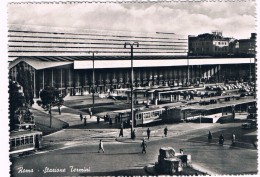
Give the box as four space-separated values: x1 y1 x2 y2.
98 140 104 153
109 118 112 126
164 126 168 137
119 127 124 137
219 134 224 145
232 133 236 145
147 128 151 140
80 113 83 121
84 116 87 126
208 131 212 142
132 129 136 140
141 139 147 153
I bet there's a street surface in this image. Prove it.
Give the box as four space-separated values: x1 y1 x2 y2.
10 90 257 176
11 122 257 176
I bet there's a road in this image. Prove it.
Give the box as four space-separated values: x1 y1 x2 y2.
10 122 257 176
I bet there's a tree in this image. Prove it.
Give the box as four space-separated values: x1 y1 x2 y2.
37 87 64 127
9 80 26 130
16 65 34 106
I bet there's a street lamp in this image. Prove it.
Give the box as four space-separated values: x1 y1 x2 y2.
124 42 139 139
89 51 98 111
186 50 189 86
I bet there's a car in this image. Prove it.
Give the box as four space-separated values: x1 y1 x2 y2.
242 119 257 129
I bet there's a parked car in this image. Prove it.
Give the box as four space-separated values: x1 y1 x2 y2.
242 119 257 129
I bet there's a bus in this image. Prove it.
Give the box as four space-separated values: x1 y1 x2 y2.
10 130 42 155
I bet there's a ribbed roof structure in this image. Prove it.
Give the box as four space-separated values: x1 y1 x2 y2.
8 25 188 61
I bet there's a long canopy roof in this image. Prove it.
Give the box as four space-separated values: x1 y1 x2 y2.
8 25 188 60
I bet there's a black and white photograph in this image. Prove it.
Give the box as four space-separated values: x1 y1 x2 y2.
1 0 259 176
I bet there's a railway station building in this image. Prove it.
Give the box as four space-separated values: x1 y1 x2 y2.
8 25 255 98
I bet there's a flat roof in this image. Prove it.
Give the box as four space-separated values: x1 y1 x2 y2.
10 130 42 138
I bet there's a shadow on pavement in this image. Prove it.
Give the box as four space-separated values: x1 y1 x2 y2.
67 122 121 129
96 152 141 155
80 168 148 176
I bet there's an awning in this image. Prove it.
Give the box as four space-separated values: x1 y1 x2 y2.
9 57 73 70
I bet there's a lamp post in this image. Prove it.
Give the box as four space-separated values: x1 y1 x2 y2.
124 42 139 139
89 51 98 110
186 50 190 86
249 57 252 82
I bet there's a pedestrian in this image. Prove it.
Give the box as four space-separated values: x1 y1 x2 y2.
109 118 112 126
80 113 83 121
58 105 61 115
232 133 236 144
208 131 212 142
97 116 100 124
119 127 124 137
141 139 147 153
98 140 104 153
90 111 92 118
219 134 224 145
84 116 87 126
147 128 151 140
164 126 168 137
132 129 136 140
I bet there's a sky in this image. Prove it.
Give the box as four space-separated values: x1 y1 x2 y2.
7 1 256 39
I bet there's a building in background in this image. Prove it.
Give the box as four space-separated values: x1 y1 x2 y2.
8 25 255 98
188 31 256 58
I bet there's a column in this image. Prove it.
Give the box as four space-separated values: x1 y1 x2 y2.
177 93 180 101
170 94 173 102
150 92 154 100
127 92 130 103
33 70 36 98
52 69 54 87
146 92 150 105
60 68 63 93
42 70 45 89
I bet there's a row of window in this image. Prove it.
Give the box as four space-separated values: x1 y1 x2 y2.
215 47 228 52
10 135 34 147
191 46 228 52
135 110 163 120
191 41 228 46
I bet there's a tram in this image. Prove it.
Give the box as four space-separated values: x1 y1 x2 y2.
10 130 42 155
130 107 165 126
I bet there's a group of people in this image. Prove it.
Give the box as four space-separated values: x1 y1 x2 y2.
208 131 236 145
79 113 88 126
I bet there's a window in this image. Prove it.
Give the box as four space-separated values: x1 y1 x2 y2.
21 137 25 145
154 111 160 116
16 138 20 146
29 136 33 143
25 137 29 144
10 139 15 147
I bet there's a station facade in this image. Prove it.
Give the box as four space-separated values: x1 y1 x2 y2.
8 25 255 98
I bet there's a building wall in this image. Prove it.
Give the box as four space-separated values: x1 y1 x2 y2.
26 64 255 97
188 32 256 57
